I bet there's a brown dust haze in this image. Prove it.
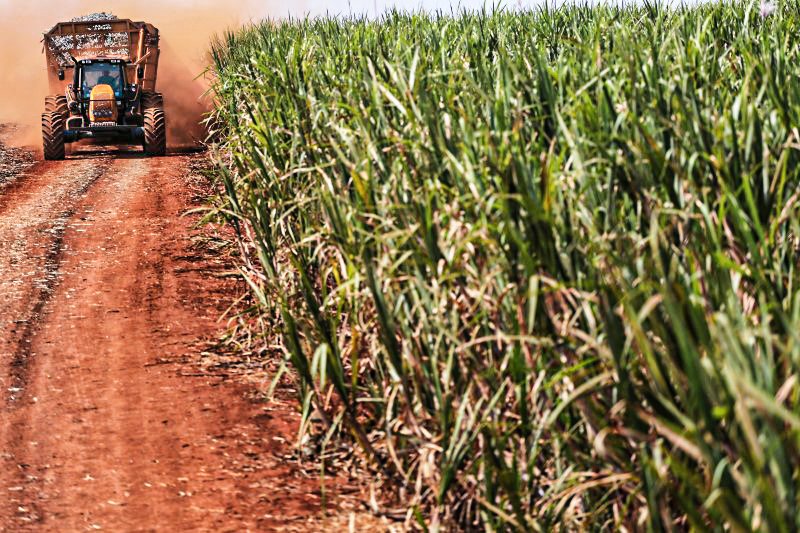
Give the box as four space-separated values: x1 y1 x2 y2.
0 0 290 147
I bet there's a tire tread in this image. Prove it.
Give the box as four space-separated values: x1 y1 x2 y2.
42 112 65 161
44 95 68 118
143 108 166 156
141 92 164 110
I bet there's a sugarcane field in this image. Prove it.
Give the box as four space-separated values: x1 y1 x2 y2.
1 0 799 531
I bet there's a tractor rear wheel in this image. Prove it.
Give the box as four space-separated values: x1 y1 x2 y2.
143 108 166 156
45 95 68 118
42 112 65 161
141 92 164 110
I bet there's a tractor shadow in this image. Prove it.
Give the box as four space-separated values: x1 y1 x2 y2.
67 144 205 160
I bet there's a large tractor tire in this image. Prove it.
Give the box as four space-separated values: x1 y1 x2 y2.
141 91 164 110
42 112 65 161
143 107 166 156
44 95 68 118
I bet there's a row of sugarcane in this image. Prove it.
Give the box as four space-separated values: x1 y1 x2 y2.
209 3 800 530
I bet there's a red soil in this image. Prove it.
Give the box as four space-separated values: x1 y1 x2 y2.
0 145 356 531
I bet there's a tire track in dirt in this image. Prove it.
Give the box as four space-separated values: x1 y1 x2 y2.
0 157 110 405
6 162 109 403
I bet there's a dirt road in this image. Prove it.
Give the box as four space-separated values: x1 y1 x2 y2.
0 145 332 531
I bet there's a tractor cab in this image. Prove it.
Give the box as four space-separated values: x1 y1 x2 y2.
76 59 126 100
69 58 143 126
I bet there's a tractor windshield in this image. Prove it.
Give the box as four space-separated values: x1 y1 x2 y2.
80 62 124 99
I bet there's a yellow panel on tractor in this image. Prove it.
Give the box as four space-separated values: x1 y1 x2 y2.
89 84 118 123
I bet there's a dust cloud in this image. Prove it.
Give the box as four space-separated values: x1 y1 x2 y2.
0 0 292 148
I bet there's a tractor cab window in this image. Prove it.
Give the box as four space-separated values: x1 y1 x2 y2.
80 63 124 99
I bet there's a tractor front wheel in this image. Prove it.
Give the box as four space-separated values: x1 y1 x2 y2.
143 108 166 156
42 112 65 161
